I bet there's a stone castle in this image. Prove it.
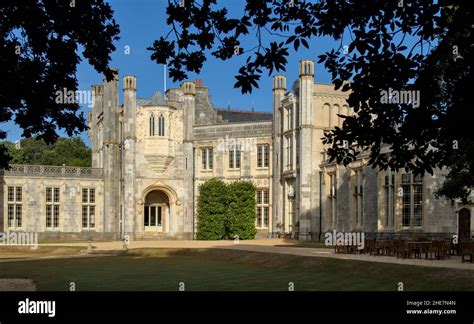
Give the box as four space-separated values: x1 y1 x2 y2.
1 60 472 241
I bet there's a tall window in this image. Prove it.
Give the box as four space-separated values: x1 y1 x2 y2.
82 188 96 228
7 186 22 228
353 169 364 225
149 114 155 136
328 173 337 228
256 190 269 228
286 106 293 131
158 114 165 136
257 144 270 168
201 148 213 170
46 187 60 228
384 170 395 228
229 145 241 169
285 136 293 169
296 136 300 166
401 173 423 227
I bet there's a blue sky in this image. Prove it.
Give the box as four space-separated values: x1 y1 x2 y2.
4 0 339 146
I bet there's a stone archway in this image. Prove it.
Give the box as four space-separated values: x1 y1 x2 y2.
140 184 179 234
144 190 170 232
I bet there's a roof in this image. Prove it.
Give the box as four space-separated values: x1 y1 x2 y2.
215 109 273 123
137 91 167 106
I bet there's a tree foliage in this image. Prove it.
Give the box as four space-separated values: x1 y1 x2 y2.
1 137 92 167
0 0 120 168
152 0 473 201
197 179 257 240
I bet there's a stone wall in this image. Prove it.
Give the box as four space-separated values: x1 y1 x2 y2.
1 166 104 237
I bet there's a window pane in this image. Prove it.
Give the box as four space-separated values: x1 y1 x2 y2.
46 187 52 203
263 190 269 204
414 185 423 226
257 145 262 167
150 206 156 226
263 207 269 227
149 115 154 136
236 146 241 168
202 149 207 169
208 149 213 169
8 204 14 227
46 205 52 227
16 205 22 227
82 189 88 204
401 173 411 184
53 205 59 227
402 185 411 226
229 148 233 168
257 208 262 227
144 206 149 226
16 187 22 202
257 191 262 205
8 186 14 202
89 206 95 227
90 189 95 204
264 145 270 167
54 188 60 203
82 206 88 227
157 207 162 226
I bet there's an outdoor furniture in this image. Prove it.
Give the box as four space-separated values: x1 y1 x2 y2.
375 239 388 255
335 245 347 254
443 238 452 259
460 241 473 263
405 241 432 259
407 241 421 259
365 237 377 256
418 241 432 259
429 240 447 260
395 240 410 259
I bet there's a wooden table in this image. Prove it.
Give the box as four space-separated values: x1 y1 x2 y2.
407 241 432 259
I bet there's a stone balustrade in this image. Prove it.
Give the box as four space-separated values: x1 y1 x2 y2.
0 164 103 178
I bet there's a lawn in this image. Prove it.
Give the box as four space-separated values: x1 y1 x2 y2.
0 248 473 291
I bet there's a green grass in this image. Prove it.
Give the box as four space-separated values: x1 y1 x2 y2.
0 248 473 291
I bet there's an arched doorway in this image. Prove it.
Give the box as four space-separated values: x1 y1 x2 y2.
144 190 170 232
459 208 471 240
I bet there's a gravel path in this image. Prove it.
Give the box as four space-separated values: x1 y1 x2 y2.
0 279 36 291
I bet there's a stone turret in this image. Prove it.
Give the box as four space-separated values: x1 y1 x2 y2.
102 68 120 237
90 84 104 168
298 60 316 241
181 81 196 237
122 75 137 239
272 75 286 235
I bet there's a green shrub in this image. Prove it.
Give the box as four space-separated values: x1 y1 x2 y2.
196 178 227 240
196 179 257 240
225 181 257 240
